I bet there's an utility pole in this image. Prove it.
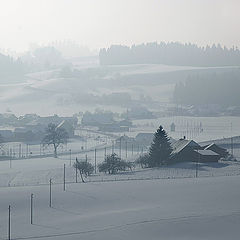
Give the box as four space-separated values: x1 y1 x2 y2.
119 137 122 158
49 178 52 207
8 205 11 240
85 154 88 162
132 143 133 156
30 194 33 224
63 164 66 191
112 141 114 154
125 141 128 159
19 144 21 158
196 150 200 178
75 158 78 183
94 148 97 174
196 159 198 178
26 144 28 158
231 123 234 156
104 147 107 158
69 149 72 166
10 148 12 169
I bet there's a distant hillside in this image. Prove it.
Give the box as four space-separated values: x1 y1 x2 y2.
0 53 25 82
173 70 240 107
99 42 240 67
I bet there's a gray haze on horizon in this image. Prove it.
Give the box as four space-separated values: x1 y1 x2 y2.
0 0 239 53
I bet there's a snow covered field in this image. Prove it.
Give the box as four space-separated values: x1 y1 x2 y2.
0 144 240 239
0 175 240 239
0 152 240 187
131 115 240 143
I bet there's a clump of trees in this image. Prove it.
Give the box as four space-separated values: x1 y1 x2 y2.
42 123 68 158
74 159 94 182
136 126 172 168
98 153 132 174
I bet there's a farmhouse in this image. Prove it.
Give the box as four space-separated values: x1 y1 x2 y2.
170 138 223 163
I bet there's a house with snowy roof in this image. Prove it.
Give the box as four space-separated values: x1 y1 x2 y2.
170 137 222 163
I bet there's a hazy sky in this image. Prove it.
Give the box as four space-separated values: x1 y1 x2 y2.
0 0 239 52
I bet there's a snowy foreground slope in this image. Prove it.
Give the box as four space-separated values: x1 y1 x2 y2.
0 176 240 240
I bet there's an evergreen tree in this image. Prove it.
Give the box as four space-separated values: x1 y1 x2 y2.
148 126 172 167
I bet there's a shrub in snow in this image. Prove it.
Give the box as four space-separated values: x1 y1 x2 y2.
98 153 132 174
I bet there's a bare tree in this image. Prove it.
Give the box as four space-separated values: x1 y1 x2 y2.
42 123 68 158
73 159 94 183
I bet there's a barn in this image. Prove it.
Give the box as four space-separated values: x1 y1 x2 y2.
193 149 221 163
170 138 221 163
203 143 228 158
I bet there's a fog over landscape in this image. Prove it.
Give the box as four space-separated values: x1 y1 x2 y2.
0 1 240 240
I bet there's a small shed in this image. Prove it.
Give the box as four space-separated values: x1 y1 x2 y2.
203 143 228 158
193 149 220 163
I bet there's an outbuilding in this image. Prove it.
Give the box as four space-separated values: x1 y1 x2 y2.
193 149 220 163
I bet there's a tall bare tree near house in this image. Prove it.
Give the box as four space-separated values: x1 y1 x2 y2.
42 123 68 158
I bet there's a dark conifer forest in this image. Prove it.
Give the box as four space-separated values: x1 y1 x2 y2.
100 42 240 67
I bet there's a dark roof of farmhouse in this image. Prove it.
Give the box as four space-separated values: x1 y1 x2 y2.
171 139 200 156
204 143 224 151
